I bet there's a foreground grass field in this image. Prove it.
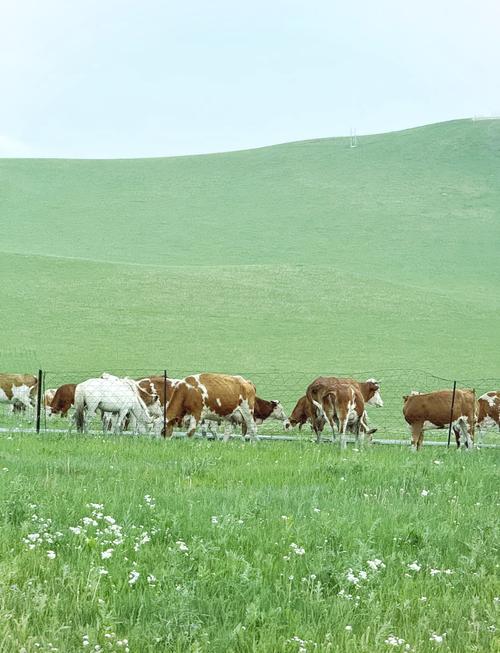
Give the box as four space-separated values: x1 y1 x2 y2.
0 433 498 652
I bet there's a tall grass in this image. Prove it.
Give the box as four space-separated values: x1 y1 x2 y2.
0 433 498 652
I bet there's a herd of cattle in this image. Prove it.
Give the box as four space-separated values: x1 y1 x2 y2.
0 372 499 450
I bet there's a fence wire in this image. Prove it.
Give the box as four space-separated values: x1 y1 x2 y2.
1 368 499 445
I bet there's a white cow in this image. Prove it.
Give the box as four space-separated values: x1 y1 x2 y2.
74 376 156 434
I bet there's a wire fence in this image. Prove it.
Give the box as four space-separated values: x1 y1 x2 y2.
1 367 499 446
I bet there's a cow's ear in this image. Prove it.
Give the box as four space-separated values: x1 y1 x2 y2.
272 400 279 406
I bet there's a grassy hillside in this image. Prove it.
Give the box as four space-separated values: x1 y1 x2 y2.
1 119 499 380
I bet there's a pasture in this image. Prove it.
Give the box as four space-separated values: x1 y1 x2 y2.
1 119 499 375
1 118 499 651
0 433 498 652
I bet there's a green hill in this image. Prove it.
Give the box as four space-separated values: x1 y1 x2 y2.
1 119 499 382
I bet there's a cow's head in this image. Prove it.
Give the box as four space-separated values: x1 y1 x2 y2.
365 379 383 407
269 400 287 421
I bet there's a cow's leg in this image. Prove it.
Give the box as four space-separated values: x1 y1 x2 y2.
112 409 125 434
222 421 233 443
185 412 200 438
338 415 348 449
411 423 423 451
458 418 473 450
355 414 364 448
163 420 175 438
239 400 257 441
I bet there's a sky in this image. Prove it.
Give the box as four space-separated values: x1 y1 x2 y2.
1 0 499 158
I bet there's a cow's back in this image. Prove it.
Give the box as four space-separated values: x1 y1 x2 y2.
403 389 476 426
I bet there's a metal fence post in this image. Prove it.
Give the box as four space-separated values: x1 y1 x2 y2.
447 381 457 447
35 368 43 433
163 369 167 437
471 387 476 446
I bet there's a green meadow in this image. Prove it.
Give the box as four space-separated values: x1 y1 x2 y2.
0 120 499 651
0 435 498 653
1 119 499 376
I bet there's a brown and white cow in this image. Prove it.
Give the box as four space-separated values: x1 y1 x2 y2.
50 384 77 417
306 376 382 444
0 373 38 411
284 395 324 432
162 373 256 440
477 391 500 432
402 389 477 450
139 376 181 409
211 396 287 437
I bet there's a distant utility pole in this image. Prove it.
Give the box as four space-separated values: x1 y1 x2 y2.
350 128 358 148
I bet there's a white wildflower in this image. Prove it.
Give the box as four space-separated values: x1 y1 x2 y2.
176 540 189 552
47 550 56 559
346 569 359 585
421 489 429 497
69 526 82 535
101 548 113 559
408 561 421 572
367 558 385 571
83 517 98 527
429 633 446 644
420 596 428 602
128 570 140 585
147 574 157 585
313 508 321 513
27 533 40 542
103 516 115 524
82 635 89 646
211 516 219 525
385 634 406 646
290 543 305 556
345 625 352 631
433 460 443 465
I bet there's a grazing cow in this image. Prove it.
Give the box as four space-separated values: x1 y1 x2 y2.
0 373 38 411
139 376 181 409
44 388 57 415
216 396 287 437
402 389 476 450
477 391 500 432
162 373 256 440
309 382 370 447
74 376 159 434
306 376 382 443
116 376 181 433
284 395 324 431
50 384 77 417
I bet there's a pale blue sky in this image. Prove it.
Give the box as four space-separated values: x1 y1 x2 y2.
1 0 499 158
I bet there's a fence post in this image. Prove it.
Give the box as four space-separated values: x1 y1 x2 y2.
471 388 476 446
35 368 43 433
163 370 167 438
447 381 457 447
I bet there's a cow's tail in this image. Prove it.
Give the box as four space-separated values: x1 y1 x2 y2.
73 386 86 432
307 386 330 427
